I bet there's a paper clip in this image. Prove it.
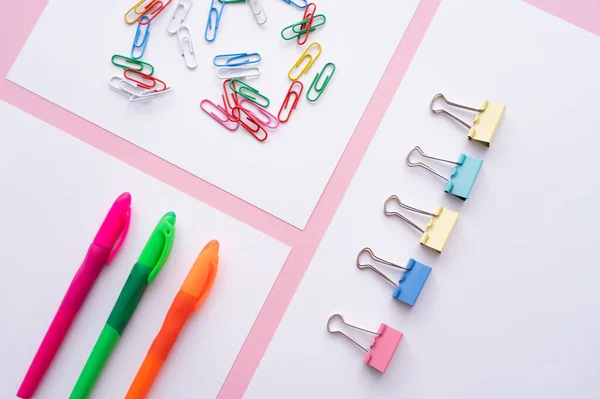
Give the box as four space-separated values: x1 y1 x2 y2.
205 0 225 42
306 62 335 102
166 0 193 34
124 68 168 92
138 0 172 25
216 66 260 80
110 76 153 101
288 42 321 81
297 3 316 45
124 0 155 24
281 15 326 40
384 195 458 253
280 0 307 9
213 53 261 67
278 81 303 123
406 146 483 201
240 99 279 129
222 79 240 121
357 248 431 307
177 25 197 69
327 314 402 373
109 77 171 102
228 79 269 108
232 107 268 142
200 99 239 131
131 17 151 60
247 0 267 25
112 55 155 75
431 93 505 147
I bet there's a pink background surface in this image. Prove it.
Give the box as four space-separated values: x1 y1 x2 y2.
1 0 597 397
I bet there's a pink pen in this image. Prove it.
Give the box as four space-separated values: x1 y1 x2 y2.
17 192 132 399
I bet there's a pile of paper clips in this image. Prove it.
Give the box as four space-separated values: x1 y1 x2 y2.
200 1 336 142
109 0 336 142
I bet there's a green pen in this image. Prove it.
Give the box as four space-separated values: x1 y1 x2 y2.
69 211 176 399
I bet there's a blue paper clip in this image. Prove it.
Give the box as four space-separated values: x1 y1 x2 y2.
213 53 261 67
406 146 483 201
131 16 151 60
205 0 225 42
357 248 431 307
280 0 307 9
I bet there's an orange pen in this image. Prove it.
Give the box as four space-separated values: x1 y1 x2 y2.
125 240 219 399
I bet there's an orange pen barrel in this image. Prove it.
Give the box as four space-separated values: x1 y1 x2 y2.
125 292 196 399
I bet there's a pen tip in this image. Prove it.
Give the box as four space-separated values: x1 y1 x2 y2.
116 192 132 206
164 211 177 224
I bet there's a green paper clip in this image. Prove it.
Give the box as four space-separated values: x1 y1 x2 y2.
281 14 326 40
111 54 154 76
228 79 270 108
307 62 336 102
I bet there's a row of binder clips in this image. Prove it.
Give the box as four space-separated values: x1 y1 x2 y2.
199 1 336 142
327 93 506 373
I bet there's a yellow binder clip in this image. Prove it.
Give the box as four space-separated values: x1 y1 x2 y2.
288 42 322 81
430 93 505 147
384 195 458 253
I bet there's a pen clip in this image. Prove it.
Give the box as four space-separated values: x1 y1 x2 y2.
107 208 132 265
147 218 176 284
193 247 219 311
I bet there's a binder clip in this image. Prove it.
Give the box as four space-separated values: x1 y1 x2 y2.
431 93 505 147
406 146 482 201
384 195 458 253
327 314 402 373
357 248 431 306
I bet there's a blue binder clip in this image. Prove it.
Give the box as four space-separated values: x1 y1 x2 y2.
406 146 482 200
357 248 431 307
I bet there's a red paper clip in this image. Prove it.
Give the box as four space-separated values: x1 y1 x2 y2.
297 3 316 45
232 107 268 142
139 0 172 24
124 68 167 92
278 81 304 123
200 100 239 131
222 79 240 122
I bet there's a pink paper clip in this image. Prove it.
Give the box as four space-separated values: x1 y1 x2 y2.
239 99 279 129
327 314 402 373
200 99 239 131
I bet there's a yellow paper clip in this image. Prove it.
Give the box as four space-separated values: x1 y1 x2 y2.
124 0 157 24
430 93 505 147
288 42 322 81
384 195 458 253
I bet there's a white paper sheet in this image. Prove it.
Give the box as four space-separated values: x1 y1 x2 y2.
0 101 290 399
244 1 600 398
7 0 420 229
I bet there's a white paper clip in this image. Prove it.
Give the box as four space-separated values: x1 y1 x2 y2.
431 93 505 147
166 0 193 34
384 195 458 253
406 146 483 201
177 25 197 69
216 66 261 80
248 0 267 25
109 76 153 101
109 77 172 102
327 314 402 373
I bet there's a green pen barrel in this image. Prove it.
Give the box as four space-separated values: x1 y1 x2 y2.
70 325 119 399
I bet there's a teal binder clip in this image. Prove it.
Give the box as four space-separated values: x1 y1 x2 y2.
406 146 482 200
357 248 431 307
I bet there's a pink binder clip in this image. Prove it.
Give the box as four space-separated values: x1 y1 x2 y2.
327 314 402 373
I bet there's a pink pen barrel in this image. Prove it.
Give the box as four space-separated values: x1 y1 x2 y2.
17 244 111 399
